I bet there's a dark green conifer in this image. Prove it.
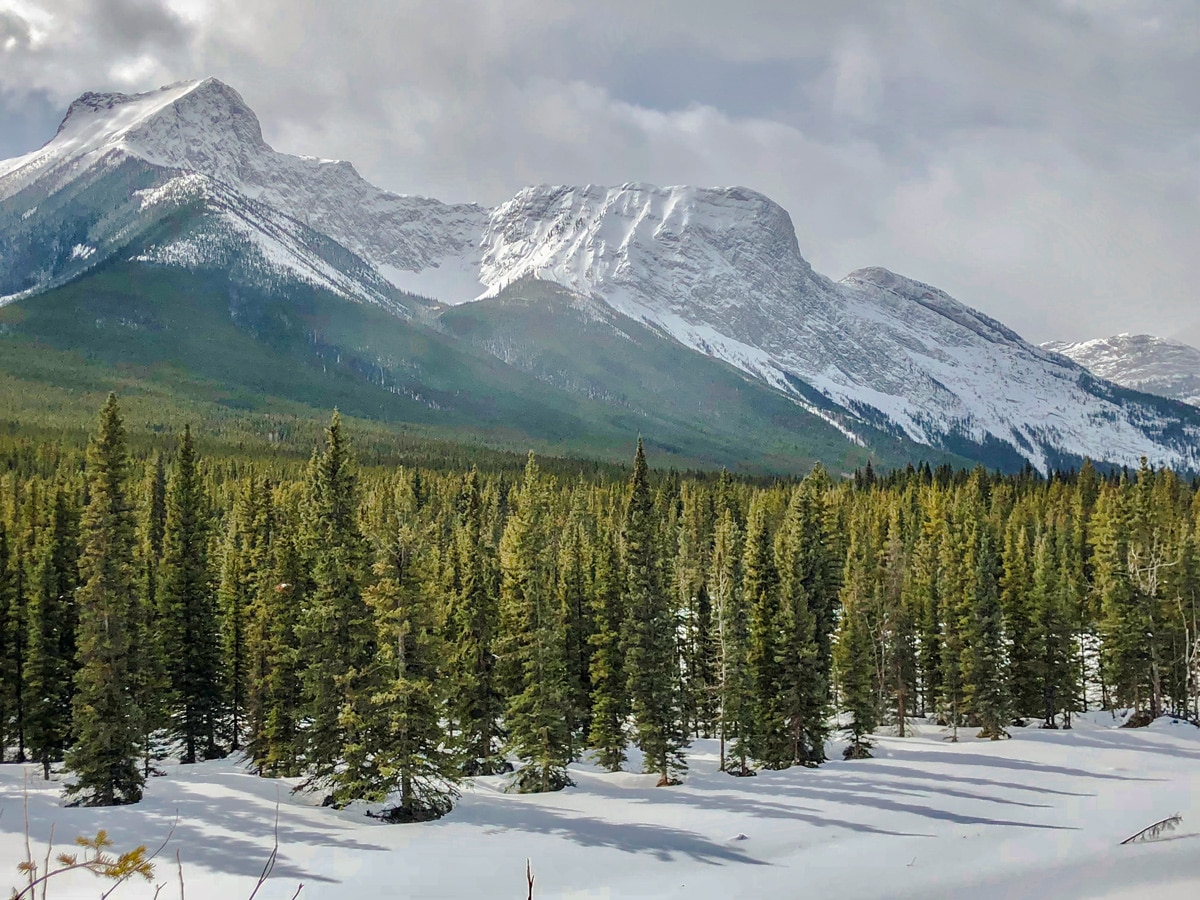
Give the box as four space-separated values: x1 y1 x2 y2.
500 453 572 792
23 482 79 778
587 527 627 772
65 395 144 806
159 426 221 763
623 439 687 785
296 413 375 797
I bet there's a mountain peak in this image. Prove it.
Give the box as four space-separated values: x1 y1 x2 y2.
1042 333 1200 407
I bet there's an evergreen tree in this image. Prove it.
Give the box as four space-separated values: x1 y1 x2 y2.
250 488 305 777
65 395 144 806
500 453 572 792
558 486 594 750
159 426 221 763
219 476 269 751
23 482 79 779
623 440 687 785
131 454 170 777
296 413 376 798
836 604 877 758
1000 508 1039 720
444 468 505 775
586 527 627 771
0 513 16 762
776 474 835 763
938 507 969 741
744 496 789 768
962 525 1009 739
711 508 752 774
1033 525 1076 727
365 498 460 820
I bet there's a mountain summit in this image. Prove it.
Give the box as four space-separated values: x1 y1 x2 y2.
1043 334 1200 408
2 78 1199 472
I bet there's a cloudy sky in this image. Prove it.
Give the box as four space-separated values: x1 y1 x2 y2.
1 0 1198 344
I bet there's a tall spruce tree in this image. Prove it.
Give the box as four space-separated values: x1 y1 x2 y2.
296 413 375 798
444 468 505 775
132 454 170 776
365 496 460 820
558 485 595 750
65 395 144 806
159 426 221 763
777 475 834 764
587 525 628 771
744 496 789 768
218 476 268 751
962 525 1009 739
711 508 752 774
500 454 572 792
837 516 879 759
0 512 16 762
250 487 305 777
23 482 79 778
623 439 687 785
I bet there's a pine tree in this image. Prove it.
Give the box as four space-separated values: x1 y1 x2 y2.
296 413 375 797
558 485 594 750
219 476 269 751
586 527 627 771
251 488 305 777
444 468 505 775
911 495 945 716
711 508 752 774
690 580 720 738
65 395 144 806
777 474 835 764
623 440 687 785
365 498 460 820
1033 525 1076 727
938 507 969 741
744 496 789 768
23 482 79 779
159 426 221 763
500 453 572 792
837 518 878 758
1000 508 1039 720
131 454 170 777
0 513 16 762
962 524 1009 739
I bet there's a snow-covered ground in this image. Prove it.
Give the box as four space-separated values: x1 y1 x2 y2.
2 713 1199 899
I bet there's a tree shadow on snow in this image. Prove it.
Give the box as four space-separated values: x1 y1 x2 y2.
0 768 387 885
445 798 769 865
1020 727 1200 762
877 746 1162 782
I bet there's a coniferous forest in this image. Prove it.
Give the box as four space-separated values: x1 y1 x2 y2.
2 395 1199 821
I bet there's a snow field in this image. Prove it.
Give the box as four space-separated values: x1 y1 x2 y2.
1 713 1198 899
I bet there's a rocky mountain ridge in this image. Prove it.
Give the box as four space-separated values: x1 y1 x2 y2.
2 77 1198 472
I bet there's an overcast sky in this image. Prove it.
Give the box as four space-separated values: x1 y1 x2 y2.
2 0 1198 344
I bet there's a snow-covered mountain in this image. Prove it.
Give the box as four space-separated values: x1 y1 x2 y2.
3 77 1199 472
1042 334 1200 408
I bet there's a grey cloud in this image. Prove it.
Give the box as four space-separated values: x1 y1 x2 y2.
0 10 32 50
0 0 1198 344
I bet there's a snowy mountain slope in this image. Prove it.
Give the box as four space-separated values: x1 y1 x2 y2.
467 185 1200 472
3 77 1200 472
0 79 446 311
1043 334 1200 407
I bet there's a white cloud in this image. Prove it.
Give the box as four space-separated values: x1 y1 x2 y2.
1 0 1198 344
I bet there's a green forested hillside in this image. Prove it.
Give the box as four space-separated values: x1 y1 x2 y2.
0 261 946 474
